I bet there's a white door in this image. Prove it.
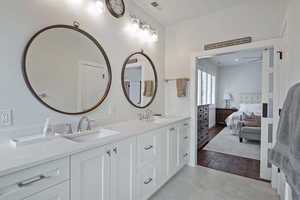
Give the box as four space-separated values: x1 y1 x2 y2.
261 48 275 180
110 137 136 200
24 182 69 200
167 126 179 176
71 147 111 200
78 62 108 111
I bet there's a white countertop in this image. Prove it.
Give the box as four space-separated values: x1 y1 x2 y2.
0 116 190 177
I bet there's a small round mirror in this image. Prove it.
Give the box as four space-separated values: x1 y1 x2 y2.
121 51 158 108
23 25 112 115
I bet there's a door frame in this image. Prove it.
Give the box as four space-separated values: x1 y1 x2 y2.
189 39 282 175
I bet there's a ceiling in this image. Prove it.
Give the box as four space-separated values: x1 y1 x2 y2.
132 0 261 25
205 49 263 67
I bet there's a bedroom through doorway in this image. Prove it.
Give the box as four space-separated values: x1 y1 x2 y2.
196 48 274 181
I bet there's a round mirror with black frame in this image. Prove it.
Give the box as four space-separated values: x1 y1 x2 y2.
22 24 112 115
121 51 158 109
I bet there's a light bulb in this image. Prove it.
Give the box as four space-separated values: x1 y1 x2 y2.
95 0 104 13
87 0 104 16
150 32 158 43
126 17 140 35
140 24 151 42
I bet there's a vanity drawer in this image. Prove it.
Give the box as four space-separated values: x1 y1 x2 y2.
0 157 69 200
136 164 157 200
137 130 162 167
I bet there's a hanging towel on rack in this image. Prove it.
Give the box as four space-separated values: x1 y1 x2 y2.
270 83 300 200
143 80 154 97
176 78 188 97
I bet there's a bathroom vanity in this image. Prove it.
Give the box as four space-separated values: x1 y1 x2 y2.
0 117 190 200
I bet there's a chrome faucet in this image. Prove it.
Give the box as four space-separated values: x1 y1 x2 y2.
77 116 92 132
138 109 153 121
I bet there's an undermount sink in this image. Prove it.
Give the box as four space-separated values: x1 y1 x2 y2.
59 128 120 143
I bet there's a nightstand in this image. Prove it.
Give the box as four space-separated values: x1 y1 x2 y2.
216 108 238 125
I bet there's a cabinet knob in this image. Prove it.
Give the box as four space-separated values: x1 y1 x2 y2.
169 127 175 131
107 150 111 157
144 177 153 185
184 153 189 158
113 147 118 154
184 136 189 140
144 145 154 151
184 123 189 126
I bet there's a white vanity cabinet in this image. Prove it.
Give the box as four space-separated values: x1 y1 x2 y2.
70 137 136 200
0 118 190 200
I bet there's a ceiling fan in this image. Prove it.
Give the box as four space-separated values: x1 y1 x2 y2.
242 56 262 64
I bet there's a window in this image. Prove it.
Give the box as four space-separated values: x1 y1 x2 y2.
212 75 216 105
201 71 207 105
198 69 216 106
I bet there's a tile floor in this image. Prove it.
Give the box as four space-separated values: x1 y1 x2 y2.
150 166 279 200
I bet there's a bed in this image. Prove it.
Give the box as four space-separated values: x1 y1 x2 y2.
225 93 262 133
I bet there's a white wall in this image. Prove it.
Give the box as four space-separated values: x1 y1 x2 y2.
283 0 300 95
164 0 286 117
0 0 165 142
165 0 286 79
217 63 262 108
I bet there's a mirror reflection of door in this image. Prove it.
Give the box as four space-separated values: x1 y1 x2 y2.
78 62 108 111
23 25 112 114
124 65 143 106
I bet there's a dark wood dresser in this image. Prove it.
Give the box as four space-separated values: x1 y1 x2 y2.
197 105 209 149
216 108 238 125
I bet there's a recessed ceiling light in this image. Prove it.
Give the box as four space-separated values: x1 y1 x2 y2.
235 58 239 62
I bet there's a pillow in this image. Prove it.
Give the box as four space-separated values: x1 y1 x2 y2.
247 104 262 115
239 104 262 115
242 112 256 120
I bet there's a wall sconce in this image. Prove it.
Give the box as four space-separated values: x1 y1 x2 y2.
127 15 159 43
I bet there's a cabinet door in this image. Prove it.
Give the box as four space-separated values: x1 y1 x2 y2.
24 181 69 200
166 126 179 176
71 147 110 200
111 137 136 200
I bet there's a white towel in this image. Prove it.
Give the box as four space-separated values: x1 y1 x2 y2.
270 83 300 200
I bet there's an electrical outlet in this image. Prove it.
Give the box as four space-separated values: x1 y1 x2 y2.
0 109 12 126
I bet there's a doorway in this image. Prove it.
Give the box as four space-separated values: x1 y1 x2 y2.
196 48 266 180
189 40 280 182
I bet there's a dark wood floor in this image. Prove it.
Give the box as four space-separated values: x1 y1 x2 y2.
197 126 267 182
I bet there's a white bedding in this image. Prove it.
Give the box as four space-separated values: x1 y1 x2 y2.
225 104 262 131
225 111 243 131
